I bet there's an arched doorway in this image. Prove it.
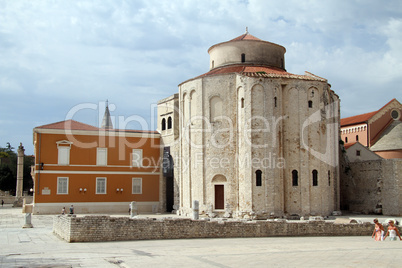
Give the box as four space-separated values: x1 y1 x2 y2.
212 174 227 210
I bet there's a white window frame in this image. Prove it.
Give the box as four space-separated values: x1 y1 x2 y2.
57 147 70 165
57 177 69 194
132 178 142 194
96 148 108 166
56 140 72 165
96 177 107 194
131 149 143 167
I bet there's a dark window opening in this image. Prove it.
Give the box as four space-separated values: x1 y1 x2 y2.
328 170 331 186
241 53 246 63
308 100 313 108
274 97 277 108
241 98 244 108
356 135 359 141
356 150 361 156
212 60 214 69
312 169 318 186
292 170 298 186
256 170 262 186
345 137 348 143
161 118 166 131
167 117 172 129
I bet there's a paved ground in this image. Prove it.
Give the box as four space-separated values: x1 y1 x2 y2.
0 205 401 268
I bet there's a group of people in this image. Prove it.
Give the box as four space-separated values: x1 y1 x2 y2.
372 218 402 241
61 205 74 215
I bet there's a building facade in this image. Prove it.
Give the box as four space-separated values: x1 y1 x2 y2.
341 98 402 159
158 31 340 219
32 118 162 214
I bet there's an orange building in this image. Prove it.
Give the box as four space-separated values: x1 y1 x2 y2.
341 98 402 159
32 117 162 214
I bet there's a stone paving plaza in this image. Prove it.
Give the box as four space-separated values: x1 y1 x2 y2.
1 205 401 267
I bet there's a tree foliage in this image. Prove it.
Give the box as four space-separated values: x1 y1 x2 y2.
0 143 33 194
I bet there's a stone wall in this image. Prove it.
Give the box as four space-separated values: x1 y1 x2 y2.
53 215 377 243
341 159 402 215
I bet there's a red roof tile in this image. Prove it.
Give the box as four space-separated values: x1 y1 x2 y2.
35 120 159 134
230 33 262 41
340 111 377 127
35 120 99 131
340 99 398 127
187 65 326 82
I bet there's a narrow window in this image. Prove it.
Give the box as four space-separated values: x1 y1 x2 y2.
256 170 262 187
328 170 331 186
167 117 172 129
161 118 166 131
292 170 298 186
356 150 361 156
241 98 244 108
58 147 70 165
312 170 318 186
132 178 142 194
96 177 107 194
345 137 348 143
274 97 277 108
308 100 313 108
241 53 245 63
96 148 107 166
356 135 359 141
57 177 68 194
132 149 143 167
211 60 214 69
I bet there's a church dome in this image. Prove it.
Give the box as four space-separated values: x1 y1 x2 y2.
208 30 286 70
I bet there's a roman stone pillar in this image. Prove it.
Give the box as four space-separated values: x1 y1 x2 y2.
16 143 25 199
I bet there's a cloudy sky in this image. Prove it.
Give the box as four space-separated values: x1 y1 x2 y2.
1 0 401 155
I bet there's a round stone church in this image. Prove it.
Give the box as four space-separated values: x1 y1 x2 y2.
158 30 340 219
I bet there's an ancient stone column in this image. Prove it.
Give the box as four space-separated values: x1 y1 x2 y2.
16 143 25 199
192 200 199 220
130 201 138 217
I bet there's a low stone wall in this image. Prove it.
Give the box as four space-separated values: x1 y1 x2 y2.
53 215 380 243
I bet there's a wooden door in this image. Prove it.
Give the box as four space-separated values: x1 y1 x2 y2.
215 185 224 209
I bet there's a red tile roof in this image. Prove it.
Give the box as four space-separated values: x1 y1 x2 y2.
340 98 398 127
340 111 377 127
187 65 327 83
230 32 262 41
35 119 158 134
35 120 99 131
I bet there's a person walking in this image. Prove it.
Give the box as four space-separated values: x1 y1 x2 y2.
372 218 385 241
61 207 66 215
1 200 4 207
383 220 402 241
69 205 74 215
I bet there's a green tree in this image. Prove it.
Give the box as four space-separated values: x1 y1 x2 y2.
0 143 33 194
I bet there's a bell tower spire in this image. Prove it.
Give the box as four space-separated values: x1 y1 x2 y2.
101 100 113 129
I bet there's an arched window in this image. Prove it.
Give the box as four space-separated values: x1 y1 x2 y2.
241 53 246 63
274 97 277 108
292 170 298 186
241 98 244 108
356 135 359 142
345 137 348 143
256 170 262 187
308 100 313 108
167 117 172 129
161 118 166 131
210 96 223 122
312 170 318 186
211 60 214 69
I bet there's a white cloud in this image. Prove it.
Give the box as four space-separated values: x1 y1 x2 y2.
0 0 401 153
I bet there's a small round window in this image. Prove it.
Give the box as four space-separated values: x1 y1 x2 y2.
391 109 400 120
